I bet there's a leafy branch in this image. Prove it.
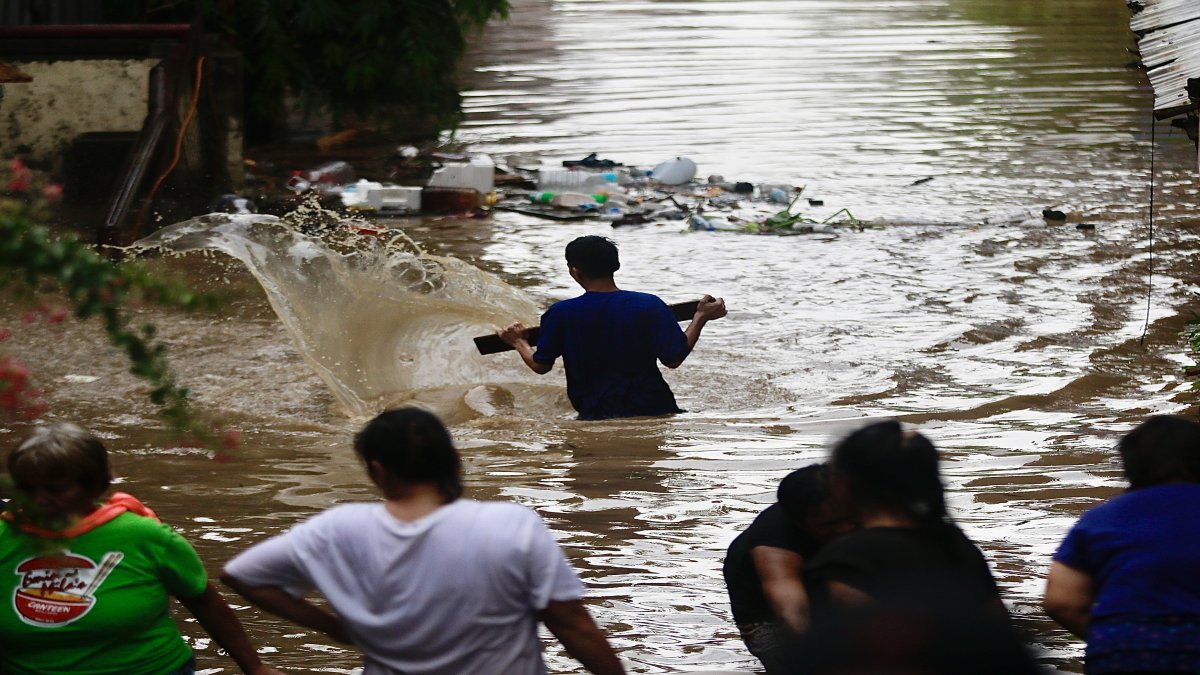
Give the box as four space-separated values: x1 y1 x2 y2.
1 160 231 449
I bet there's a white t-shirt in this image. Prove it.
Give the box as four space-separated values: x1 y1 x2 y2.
224 499 586 675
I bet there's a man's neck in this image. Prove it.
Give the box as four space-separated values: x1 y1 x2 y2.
579 277 619 292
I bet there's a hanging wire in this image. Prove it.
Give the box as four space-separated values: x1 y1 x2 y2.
1140 113 1157 346
135 55 207 233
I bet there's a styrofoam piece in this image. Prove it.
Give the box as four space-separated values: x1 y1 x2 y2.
426 154 495 194
367 186 423 212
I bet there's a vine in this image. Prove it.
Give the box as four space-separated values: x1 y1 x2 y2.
1 159 233 450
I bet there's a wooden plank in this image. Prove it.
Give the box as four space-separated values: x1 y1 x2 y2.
493 204 597 221
474 299 702 355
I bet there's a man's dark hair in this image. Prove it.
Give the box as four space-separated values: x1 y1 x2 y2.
1119 414 1200 488
354 407 463 502
565 235 620 278
777 463 831 519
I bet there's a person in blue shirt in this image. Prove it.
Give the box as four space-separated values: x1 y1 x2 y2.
1043 414 1200 674
497 235 726 420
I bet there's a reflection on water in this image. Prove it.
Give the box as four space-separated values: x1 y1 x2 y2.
5 0 1200 673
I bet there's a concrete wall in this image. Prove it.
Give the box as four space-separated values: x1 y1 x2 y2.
0 59 154 171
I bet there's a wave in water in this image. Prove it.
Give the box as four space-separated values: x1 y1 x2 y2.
131 209 547 418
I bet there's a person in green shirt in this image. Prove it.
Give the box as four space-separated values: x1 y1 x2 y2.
0 422 284 675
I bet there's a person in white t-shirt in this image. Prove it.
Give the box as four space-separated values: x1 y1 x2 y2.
221 407 625 675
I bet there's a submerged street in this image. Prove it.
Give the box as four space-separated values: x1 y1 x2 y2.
4 0 1200 673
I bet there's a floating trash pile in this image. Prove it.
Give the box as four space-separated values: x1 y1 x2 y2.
489 153 867 235
230 148 1087 235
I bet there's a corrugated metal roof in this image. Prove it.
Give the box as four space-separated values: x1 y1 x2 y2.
1130 0 1200 118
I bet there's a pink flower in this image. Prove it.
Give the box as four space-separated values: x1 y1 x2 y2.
7 158 25 173
40 183 63 202
5 175 30 192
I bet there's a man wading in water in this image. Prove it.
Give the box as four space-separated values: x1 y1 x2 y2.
497 235 727 420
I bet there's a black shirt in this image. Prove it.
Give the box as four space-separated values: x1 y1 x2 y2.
723 503 818 625
805 525 999 609
802 525 1041 675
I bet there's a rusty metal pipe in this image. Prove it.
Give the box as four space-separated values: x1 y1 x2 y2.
103 64 173 237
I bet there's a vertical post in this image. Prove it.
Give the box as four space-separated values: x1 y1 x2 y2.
99 63 170 248
1188 79 1200 175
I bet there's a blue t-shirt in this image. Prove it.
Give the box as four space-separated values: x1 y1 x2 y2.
1054 483 1200 672
533 290 689 420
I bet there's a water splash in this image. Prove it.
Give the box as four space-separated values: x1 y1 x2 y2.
131 209 544 418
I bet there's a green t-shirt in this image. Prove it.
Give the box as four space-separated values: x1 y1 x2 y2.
0 511 208 675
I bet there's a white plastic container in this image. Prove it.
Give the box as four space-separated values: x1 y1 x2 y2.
651 157 697 185
367 186 423 213
339 180 384 208
426 154 495 195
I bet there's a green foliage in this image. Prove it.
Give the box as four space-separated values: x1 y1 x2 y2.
1185 313 1200 355
103 0 511 140
1 160 228 448
740 192 864 234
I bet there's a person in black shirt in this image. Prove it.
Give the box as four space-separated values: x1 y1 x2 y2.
723 464 850 673
802 420 1043 675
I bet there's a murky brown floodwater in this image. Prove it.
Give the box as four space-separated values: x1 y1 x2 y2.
5 0 1200 673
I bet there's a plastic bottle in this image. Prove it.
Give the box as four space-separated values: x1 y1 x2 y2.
594 189 627 206
593 179 626 196
421 186 480 213
759 183 796 204
537 169 608 193
550 192 599 209
304 160 355 186
599 207 625 222
598 169 633 185
708 176 754 194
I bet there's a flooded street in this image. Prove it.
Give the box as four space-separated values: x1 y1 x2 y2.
5 0 1200 673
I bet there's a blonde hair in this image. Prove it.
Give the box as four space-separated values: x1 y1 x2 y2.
8 423 113 495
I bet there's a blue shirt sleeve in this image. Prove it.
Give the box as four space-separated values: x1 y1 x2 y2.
651 298 689 364
1053 520 1092 571
532 305 562 365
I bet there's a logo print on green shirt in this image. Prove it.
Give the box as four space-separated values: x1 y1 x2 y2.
12 551 123 626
